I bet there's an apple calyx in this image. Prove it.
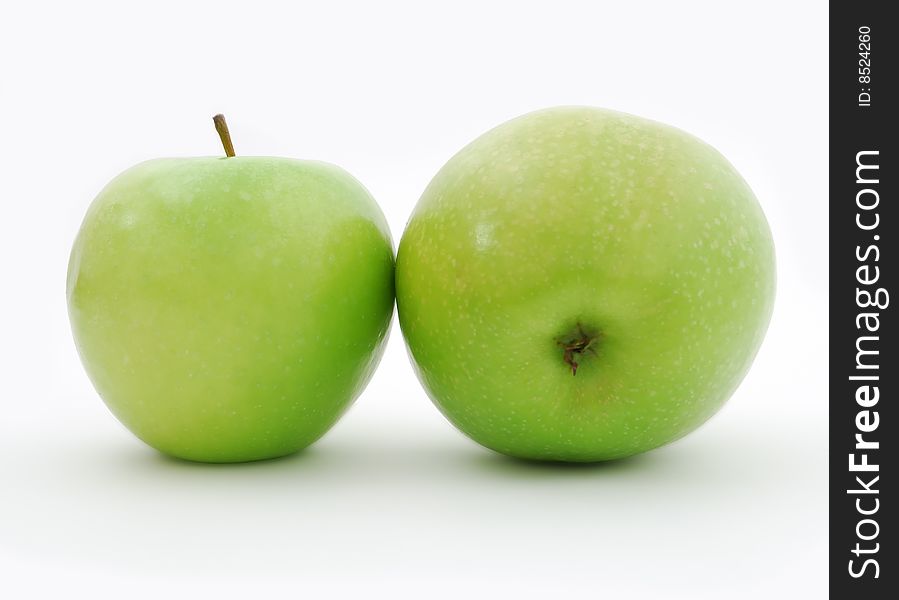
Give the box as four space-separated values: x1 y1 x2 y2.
556 323 600 376
213 114 236 157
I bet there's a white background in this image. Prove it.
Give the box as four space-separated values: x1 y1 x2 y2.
0 1 827 598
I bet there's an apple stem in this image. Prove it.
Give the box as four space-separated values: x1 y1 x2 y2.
213 114 236 157
556 323 600 376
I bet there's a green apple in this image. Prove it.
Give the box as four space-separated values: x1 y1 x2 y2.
396 107 775 462
67 116 394 462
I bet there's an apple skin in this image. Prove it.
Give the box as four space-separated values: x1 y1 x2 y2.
68 157 394 462
396 107 775 462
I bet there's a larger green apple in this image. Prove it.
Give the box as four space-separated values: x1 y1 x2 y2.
68 118 394 462
396 107 775 462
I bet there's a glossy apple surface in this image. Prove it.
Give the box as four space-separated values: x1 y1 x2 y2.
396 107 775 462
68 157 394 462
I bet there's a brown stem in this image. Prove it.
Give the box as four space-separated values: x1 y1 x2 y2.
213 114 236 157
556 323 600 376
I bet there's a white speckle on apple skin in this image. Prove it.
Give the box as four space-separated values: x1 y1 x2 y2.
396 106 775 462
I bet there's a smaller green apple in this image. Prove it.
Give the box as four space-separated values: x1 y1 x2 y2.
68 116 395 462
